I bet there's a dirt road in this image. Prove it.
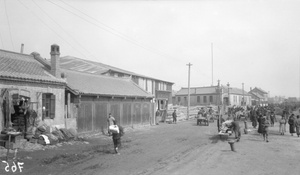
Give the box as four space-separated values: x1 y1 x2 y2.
2 117 300 175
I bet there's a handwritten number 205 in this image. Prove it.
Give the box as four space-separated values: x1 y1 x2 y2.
2 161 24 173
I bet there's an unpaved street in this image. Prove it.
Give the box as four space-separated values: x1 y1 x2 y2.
2 117 300 175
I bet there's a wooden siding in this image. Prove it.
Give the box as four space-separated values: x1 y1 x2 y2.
77 99 154 133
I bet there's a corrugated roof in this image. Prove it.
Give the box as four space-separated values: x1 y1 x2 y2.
0 49 65 84
60 56 174 84
64 69 153 98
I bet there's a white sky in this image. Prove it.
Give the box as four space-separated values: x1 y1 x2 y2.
1 0 300 98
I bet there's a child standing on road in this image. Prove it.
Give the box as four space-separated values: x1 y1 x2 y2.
279 115 286 135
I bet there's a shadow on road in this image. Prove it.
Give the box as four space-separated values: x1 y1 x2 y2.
209 134 228 144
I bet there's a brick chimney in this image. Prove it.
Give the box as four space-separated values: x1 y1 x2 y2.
50 44 60 78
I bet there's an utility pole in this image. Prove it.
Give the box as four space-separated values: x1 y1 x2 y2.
242 83 244 106
187 63 192 120
211 43 214 86
227 82 231 106
217 79 221 132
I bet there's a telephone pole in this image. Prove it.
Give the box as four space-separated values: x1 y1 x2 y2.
211 43 214 86
242 83 244 106
187 63 192 120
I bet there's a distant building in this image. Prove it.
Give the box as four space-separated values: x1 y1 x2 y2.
249 87 268 106
173 85 251 107
287 97 298 103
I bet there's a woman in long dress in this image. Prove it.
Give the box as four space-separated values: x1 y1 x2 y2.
288 114 296 136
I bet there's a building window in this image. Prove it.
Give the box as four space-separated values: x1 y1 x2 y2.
184 97 187 102
197 96 200 103
203 96 207 103
42 93 56 119
209 96 213 103
178 97 181 102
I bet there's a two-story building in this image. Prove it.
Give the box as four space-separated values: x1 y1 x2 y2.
249 87 268 106
174 85 251 107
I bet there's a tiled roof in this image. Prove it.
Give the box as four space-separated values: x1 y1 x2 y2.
176 85 250 96
0 50 65 84
64 69 153 98
221 86 250 96
60 56 174 84
176 86 218 95
253 87 268 94
249 91 264 99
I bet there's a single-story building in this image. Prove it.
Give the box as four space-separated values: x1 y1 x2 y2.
0 45 66 135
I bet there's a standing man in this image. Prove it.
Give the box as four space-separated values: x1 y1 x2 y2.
172 109 177 124
294 115 300 137
155 109 160 125
107 113 115 136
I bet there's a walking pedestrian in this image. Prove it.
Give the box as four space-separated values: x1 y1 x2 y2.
251 109 258 129
172 109 177 124
288 114 296 136
107 113 115 136
270 111 276 127
257 114 263 135
111 121 124 155
261 116 270 142
279 115 286 135
155 109 160 125
294 115 300 137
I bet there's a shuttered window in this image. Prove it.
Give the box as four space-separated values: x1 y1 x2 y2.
42 93 56 119
209 96 213 103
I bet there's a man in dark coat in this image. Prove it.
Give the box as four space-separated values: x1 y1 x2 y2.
270 111 276 127
172 109 177 124
294 115 300 137
257 114 263 134
288 114 296 136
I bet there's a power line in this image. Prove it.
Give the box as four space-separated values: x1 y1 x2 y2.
47 0 183 62
17 0 88 58
60 0 178 61
4 0 15 50
32 0 93 58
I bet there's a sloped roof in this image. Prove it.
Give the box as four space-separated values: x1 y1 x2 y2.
176 85 250 96
176 86 218 95
0 49 65 84
249 91 264 99
221 86 250 96
60 56 173 84
64 69 153 98
253 87 268 94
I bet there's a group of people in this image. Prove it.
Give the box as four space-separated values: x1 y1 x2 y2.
249 106 300 142
278 113 300 136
